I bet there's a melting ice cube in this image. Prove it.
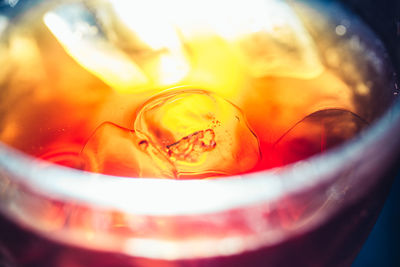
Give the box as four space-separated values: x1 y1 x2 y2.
43 3 148 93
81 90 260 179
165 0 323 79
105 0 190 85
134 89 261 177
224 0 324 79
108 0 323 79
81 122 177 178
273 109 368 166
44 2 191 91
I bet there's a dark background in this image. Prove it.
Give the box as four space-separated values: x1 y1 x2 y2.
352 171 400 266
339 0 400 74
341 0 400 266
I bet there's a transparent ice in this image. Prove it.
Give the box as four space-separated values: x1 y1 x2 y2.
273 109 368 165
43 3 148 92
226 0 324 79
81 122 177 178
43 2 190 93
134 90 261 178
44 0 323 95
81 90 261 178
105 0 323 79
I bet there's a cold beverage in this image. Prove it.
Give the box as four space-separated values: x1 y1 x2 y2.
0 0 397 266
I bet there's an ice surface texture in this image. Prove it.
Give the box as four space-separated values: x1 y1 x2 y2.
82 90 261 178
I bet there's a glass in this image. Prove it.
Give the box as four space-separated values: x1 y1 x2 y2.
0 0 399 266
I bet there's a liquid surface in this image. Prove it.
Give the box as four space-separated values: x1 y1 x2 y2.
0 0 392 178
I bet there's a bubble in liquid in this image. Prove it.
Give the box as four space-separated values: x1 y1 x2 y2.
134 89 261 178
81 122 177 178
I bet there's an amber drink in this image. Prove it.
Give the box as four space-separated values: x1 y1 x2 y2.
0 0 399 266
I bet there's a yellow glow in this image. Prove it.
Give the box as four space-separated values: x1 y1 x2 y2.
158 94 219 139
109 0 190 86
182 36 245 103
106 0 322 96
43 12 148 93
44 0 323 96
152 52 190 85
110 0 181 51
134 90 260 177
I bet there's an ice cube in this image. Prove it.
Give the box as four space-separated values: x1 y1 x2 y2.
81 122 177 178
134 89 261 177
206 0 323 79
43 3 148 93
105 0 190 85
112 0 322 79
273 109 368 166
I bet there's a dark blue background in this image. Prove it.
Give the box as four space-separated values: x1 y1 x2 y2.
341 0 400 265
352 171 400 267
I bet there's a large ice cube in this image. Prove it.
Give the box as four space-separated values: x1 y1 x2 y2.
134 89 261 177
81 122 177 178
218 0 324 79
104 0 190 85
273 109 368 166
44 2 191 91
43 3 148 93
80 92 260 179
105 0 322 79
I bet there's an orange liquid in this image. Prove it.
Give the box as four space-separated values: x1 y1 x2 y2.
0 1 375 179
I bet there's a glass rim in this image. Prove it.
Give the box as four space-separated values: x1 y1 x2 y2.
0 0 399 218
0 98 399 216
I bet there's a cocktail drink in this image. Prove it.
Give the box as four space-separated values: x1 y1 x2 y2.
0 0 399 266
